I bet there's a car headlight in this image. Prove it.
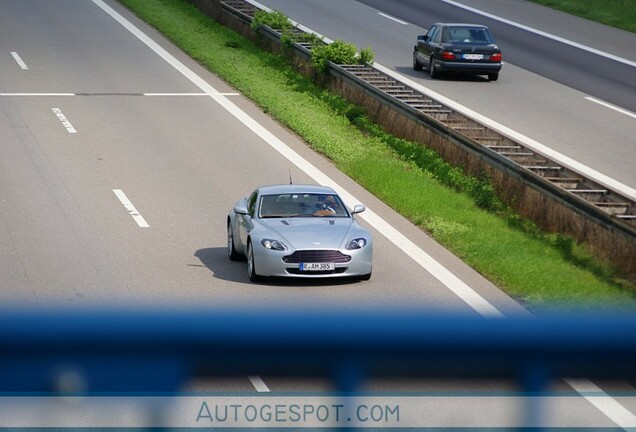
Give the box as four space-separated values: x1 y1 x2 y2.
261 238 287 251
346 238 367 250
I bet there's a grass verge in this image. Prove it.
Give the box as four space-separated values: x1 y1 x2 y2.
118 0 635 312
528 0 636 33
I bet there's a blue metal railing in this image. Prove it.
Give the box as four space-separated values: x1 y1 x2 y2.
1 308 635 393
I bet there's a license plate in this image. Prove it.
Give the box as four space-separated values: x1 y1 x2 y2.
299 262 335 271
463 54 483 60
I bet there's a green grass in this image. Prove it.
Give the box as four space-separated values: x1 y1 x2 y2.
528 0 636 33
118 0 635 312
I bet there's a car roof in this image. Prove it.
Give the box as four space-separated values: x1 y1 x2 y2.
257 184 338 196
436 23 489 29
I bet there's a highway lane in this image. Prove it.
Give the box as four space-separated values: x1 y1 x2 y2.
0 1 527 315
253 0 636 191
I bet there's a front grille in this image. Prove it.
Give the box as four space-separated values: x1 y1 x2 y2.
283 250 351 264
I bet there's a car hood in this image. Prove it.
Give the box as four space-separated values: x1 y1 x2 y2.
261 218 352 249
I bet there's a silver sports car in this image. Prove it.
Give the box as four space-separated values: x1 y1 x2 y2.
227 184 373 281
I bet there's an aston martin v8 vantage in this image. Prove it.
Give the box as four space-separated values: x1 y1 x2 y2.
227 184 373 281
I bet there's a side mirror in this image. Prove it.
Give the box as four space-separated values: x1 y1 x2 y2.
234 204 248 215
417 35 427 42
352 204 366 214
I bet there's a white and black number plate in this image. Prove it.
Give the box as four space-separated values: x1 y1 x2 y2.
300 262 335 271
463 53 483 60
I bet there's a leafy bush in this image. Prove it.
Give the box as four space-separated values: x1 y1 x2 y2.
251 10 293 32
251 12 374 72
359 46 375 65
311 40 375 72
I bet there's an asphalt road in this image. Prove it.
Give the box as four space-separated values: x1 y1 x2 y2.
255 0 636 191
0 0 524 312
0 0 634 428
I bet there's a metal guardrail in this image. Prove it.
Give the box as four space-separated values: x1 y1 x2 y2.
220 0 636 243
1 309 635 429
330 64 636 241
2 309 636 392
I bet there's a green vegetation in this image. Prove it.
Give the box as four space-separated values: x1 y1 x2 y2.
252 10 324 48
252 10 373 71
117 0 635 312
311 40 374 72
529 0 636 33
251 9 293 33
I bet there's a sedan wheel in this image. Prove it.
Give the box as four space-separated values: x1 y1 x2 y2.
429 56 439 79
488 72 499 82
227 222 240 261
247 241 261 282
413 52 423 71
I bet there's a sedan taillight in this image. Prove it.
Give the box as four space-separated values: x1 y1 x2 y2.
441 51 455 60
490 52 502 62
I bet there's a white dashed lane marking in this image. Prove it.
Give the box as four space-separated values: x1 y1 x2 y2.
11 51 29 70
248 376 270 392
585 97 636 120
377 13 407 25
112 189 149 228
51 108 77 133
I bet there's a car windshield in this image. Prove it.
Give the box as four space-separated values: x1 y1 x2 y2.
259 193 349 218
443 27 494 44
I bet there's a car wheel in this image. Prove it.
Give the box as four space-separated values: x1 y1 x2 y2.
247 241 261 282
429 56 438 79
413 51 423 71
488 72 499 82
227 222 240 261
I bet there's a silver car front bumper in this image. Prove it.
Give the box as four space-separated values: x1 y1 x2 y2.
253 246 372 278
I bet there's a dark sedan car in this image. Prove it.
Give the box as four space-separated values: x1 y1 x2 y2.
413 23 502 81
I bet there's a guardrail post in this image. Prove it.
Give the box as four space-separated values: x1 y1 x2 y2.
521 361 550 431
335 359 365 431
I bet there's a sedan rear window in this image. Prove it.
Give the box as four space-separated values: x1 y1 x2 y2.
444 27 494 44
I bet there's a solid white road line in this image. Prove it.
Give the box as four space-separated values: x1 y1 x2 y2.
248 376 270 392
91 0 503 317
11 51 29 70
1 93 74 97
112 189 149 228
585 96 636 120
378 13 408 25
51 108 77 134
565 379 636 430
442 0 636 69
143 92 239 96
1 93 237 97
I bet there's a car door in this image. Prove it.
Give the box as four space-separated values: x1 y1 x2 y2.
237 191 257 251
418 25 440 68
